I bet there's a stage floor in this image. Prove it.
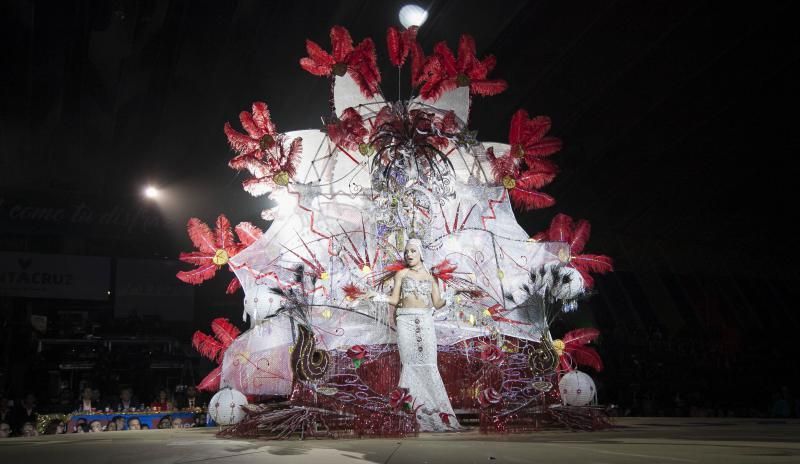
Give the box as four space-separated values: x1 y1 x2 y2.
1 418 799 463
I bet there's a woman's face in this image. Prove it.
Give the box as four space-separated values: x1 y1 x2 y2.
404 244 421 267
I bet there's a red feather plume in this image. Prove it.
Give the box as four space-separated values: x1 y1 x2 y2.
197 366 222 392
192 331 224 362
570 220 591 255
211 318 241 347
509 188 556 210
187 218 216 254
176 264 218 285
548 214 574 242
234 222 263 247
215 215 235 251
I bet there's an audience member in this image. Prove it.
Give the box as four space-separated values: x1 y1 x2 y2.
171 417 184 428
77 387 98 412
150 389 173 411
177 386 202 410
0 422 11 438
44 419 65 435
14 394 38 432
115 387 140 411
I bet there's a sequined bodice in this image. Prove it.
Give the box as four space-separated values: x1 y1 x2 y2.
400 276 433 301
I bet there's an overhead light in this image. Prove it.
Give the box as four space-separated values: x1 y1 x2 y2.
144 185 160 199
399 4 428 29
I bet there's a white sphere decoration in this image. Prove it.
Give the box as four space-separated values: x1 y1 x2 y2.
208 388 248 425
399 4 428 29
558 370 596 406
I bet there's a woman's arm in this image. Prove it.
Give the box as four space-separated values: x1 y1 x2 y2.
430 275 446 309
387 271 403 306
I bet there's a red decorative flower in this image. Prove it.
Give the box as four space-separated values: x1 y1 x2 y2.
326 107 369 152
478 387 502 408
176 215 263 294
439 412 453 426
347 345 367 360
389 388 413 410
479 343 505 364
532 214 614 288
192 318 242 391
418 34 508 101
300 26 381 97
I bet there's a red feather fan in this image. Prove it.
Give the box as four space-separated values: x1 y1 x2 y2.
558 328 604 372
300 26 382 97
418 34 508 101
177 215 261 294
534 214 614 289
225 102 303 196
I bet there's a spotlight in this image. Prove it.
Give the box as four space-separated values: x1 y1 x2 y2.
144 185 160 199
399 4 428 29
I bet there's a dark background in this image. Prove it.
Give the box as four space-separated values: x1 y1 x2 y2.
1 0 799 416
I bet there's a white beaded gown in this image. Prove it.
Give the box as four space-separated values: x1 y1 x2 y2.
395 276 460 431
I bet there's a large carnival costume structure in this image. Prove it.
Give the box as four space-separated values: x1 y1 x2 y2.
179 25 613 438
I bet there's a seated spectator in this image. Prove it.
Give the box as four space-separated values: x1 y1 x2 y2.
105 421 117 431
127 417 141 430
171 417 184 429
141 424 150 430
150 389 173 411
77 387 98 412
88 420 103 433
21 422 37 437
115 387 140 412
157 416 172 429
177 386 203 410
14 394 38 432
0 422 11 438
